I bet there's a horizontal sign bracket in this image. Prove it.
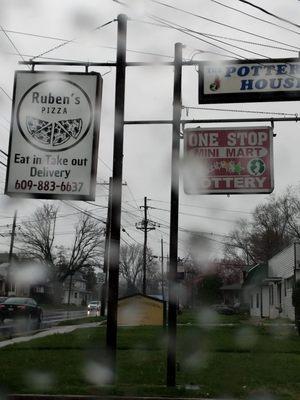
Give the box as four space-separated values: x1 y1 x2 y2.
124 116 300 126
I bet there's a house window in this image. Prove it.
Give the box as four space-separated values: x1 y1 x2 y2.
284 279 287 297
269 285 274 305
74 292 78 299
256 292 260 308
277 283 282 307
286 276 294 290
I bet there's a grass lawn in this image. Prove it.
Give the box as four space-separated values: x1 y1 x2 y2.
0 310 299 399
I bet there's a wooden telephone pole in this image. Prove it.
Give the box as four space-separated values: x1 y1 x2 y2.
136 196 157 295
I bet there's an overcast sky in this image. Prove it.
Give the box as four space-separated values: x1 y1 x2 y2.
0 0 300 263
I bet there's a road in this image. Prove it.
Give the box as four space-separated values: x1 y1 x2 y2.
0 308 88 338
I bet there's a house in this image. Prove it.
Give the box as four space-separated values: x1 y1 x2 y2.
243 263 268 318
220 282 243 306
62 272 93 306
243 242 300 320
0 253 31 297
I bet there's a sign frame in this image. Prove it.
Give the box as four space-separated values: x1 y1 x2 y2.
198 57 300 104
5 70 102 201
183 126 274 195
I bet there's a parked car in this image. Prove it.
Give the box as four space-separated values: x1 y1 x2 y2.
211 304 235 315
87 301 101 315
0 297 8 303
0 297 43 327
233 302 250 315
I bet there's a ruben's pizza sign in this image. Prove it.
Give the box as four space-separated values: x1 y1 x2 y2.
5 71 102 200
184 126 274 194
198 57 300 104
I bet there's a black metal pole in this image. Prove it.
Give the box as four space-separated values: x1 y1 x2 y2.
167 42 182 387
143 196 148 295
106 14 127 382
101 177 112 317
6 210 17 296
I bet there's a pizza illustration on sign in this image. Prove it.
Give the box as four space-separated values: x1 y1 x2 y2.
26 116 83 147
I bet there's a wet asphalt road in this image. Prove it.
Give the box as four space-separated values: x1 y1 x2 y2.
0 309 88 338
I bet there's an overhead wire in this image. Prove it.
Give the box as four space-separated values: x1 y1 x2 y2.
210 0 300 37
0 25 30 69
150 15 271 59
30 19 117 61
149 198 253 215
137 0 300 51
133 19 298 54
137 10 300 88
0 86 12 101
235 0 300 30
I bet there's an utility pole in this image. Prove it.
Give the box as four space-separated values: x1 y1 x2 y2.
6 210 17 296
136 196 157 295
99 178 127 316
101 177 112 317
105 14 127 382
167 42 183 387
161 238 165 302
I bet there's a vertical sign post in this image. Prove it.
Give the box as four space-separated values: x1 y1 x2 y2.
106 14 127 382
101 177 112 317
167 42 182 387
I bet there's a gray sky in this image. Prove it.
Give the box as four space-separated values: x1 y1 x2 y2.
0 0 300 261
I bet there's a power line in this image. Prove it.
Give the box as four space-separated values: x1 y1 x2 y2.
0 86 12 101
235 0 300 30
60 201 107 224
152 17 265 58
149 199 253 215
0 25 30 69
211 0 300 37
149 205 238 223
4 41 174 61
144 14 246 60
30 19 116 61
195 34 298 54
141 0 300 51
134 19 298 54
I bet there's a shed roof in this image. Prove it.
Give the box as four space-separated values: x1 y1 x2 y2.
243 263 268 287
118 293 164 303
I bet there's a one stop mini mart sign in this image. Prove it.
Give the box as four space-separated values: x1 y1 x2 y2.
184 126 274 194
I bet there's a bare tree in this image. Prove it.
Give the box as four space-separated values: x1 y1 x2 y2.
57 213 105 282
18 204 58 274
224 188 300 265
119 244 160 295
18 204 105 283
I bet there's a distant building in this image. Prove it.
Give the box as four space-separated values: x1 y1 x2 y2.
0 253 51 301
62 272 92 306
243 242 300 320
220 282 243 306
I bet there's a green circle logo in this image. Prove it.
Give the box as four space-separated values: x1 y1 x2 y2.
247 159 266 176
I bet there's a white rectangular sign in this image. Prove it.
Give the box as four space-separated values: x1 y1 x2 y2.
198 57 300 104
5 71 102 200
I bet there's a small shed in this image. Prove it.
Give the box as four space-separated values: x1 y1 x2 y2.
117 293 164 326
